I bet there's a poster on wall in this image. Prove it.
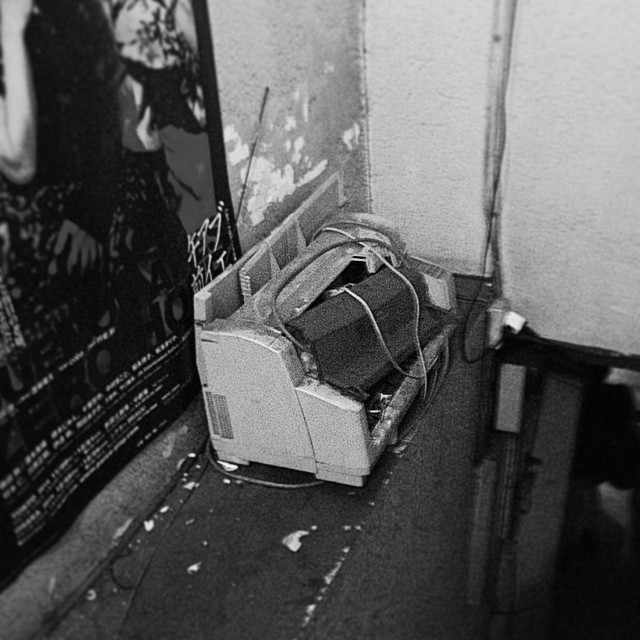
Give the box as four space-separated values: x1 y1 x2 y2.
0 0 238 588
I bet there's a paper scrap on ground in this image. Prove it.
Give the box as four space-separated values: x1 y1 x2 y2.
218 461 239 472
159 506 170 514
187 562 202 574
144 520 155 532
86 589 97 601
183 481 199 490
392 442 409 455
282 530 310 552
112 518 133 541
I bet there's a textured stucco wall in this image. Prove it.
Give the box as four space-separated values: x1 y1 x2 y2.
366 0 640 354
207 0 369 253
501 1 640 354
365 0 493 275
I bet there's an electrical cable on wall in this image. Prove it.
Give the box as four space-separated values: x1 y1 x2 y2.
484 0 519 296
463 0 519 364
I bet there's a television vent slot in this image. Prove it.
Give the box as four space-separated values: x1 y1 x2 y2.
205 392 234 439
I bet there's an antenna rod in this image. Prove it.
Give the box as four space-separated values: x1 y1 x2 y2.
237 86 270 219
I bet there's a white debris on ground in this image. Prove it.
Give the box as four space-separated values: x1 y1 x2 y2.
143 520 155 532
187 562 202 574
281 530 310 552
218 461 239 472
112 518 133 542
183 481 199 491
392 442 409 455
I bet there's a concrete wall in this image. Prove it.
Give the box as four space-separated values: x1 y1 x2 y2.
501 0 640 354
365 0 493 275
366 0 640 355
207 0 369 253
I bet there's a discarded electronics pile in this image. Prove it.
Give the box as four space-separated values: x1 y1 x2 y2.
195 206 456 486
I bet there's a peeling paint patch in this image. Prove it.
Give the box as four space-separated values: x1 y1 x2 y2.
245 157 294 226
223 123 236 142
224 124 250 166
342 122 361 151
285 116 297 132
244 157 327 226
299 159 328 187
292 136 305 163
229 143 249 166
324 61 336 73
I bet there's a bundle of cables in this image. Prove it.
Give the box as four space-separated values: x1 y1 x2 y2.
269 219 453 403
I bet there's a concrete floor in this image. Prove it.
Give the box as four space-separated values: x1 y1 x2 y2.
3 277 637 640
43 329 490 640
